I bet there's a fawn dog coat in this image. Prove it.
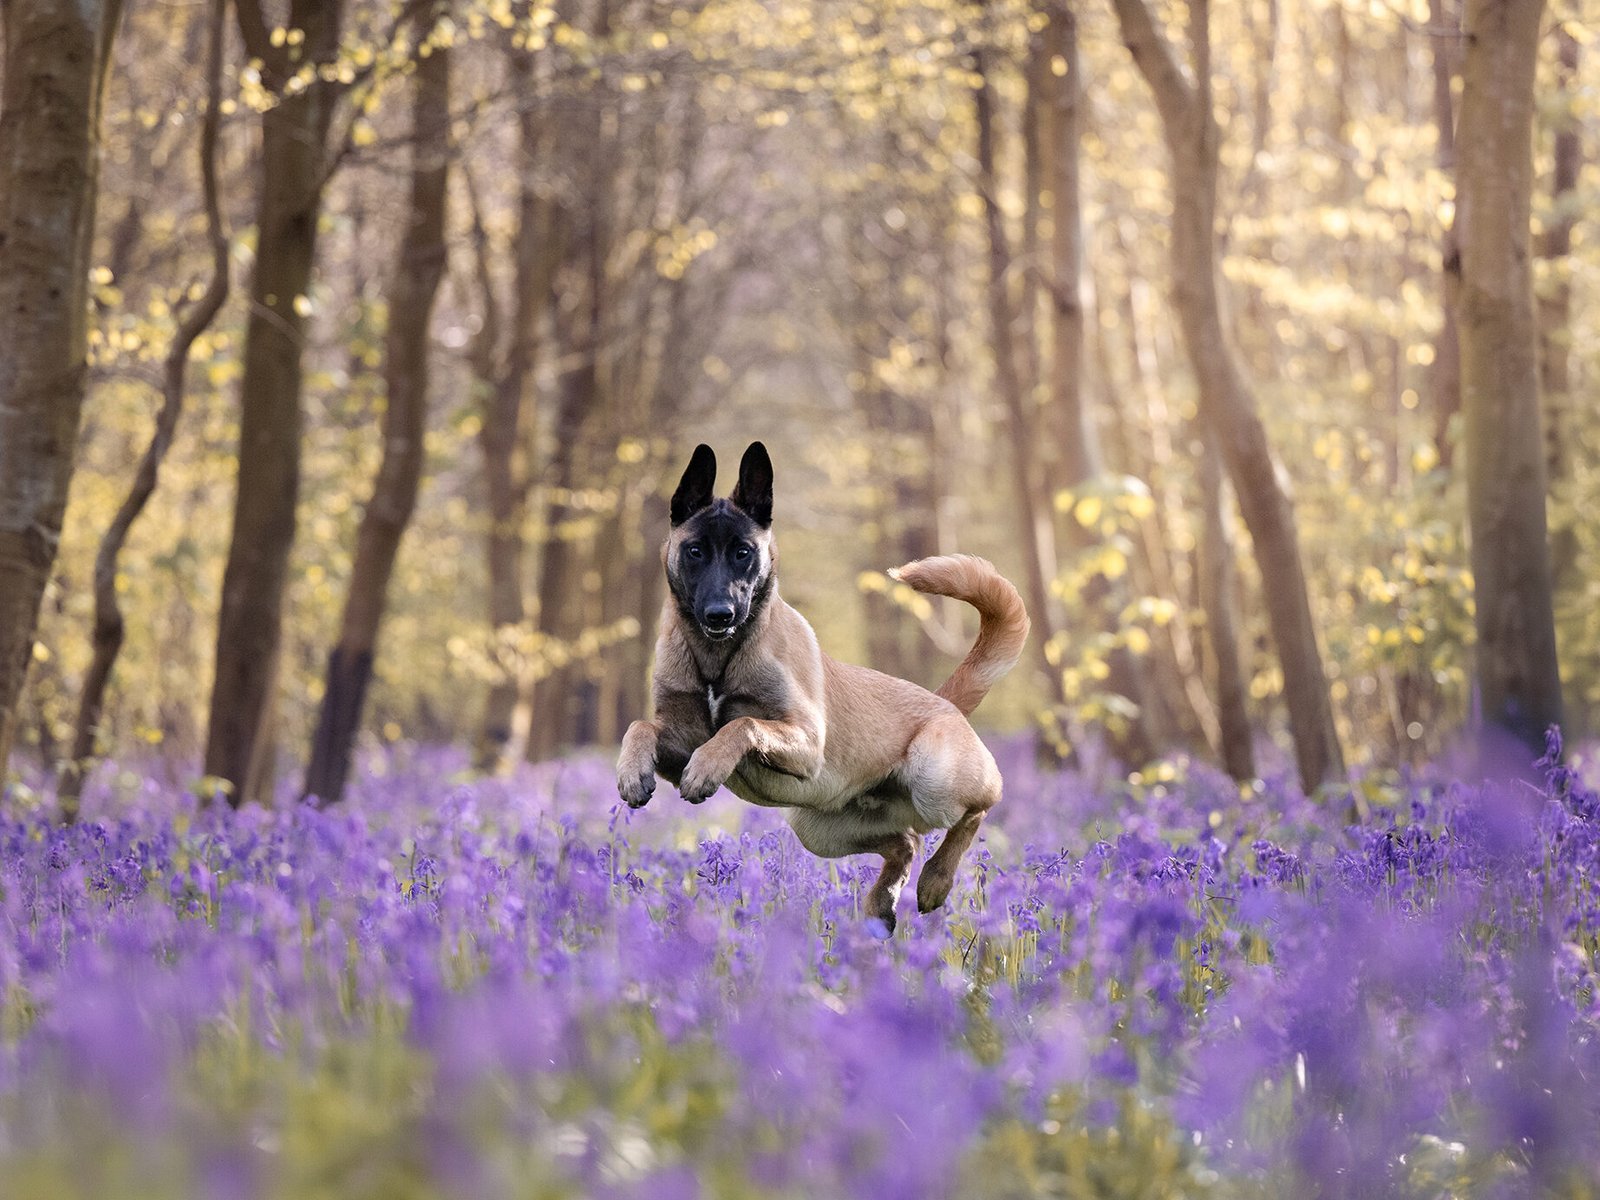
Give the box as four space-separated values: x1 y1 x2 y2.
617 442 1029 931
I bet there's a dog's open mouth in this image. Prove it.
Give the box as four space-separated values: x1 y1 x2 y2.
701 625 735 641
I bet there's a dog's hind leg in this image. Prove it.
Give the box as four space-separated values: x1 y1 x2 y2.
900 713 1003 914
917 808 986 913
789 810 916 934
862 831 917 934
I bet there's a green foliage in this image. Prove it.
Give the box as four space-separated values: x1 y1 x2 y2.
965 1095 1219 1200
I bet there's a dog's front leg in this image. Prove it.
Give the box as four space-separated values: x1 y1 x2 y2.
617 720 660 808
679 716 820 804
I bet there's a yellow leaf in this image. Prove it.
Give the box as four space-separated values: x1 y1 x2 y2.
856 571 885 593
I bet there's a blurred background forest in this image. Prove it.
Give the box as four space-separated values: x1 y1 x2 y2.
0 0 1594 811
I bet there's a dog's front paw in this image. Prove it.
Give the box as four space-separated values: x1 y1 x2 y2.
678 750 724 804
618 767 655 809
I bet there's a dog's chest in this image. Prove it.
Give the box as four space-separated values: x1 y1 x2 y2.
699 668 787 731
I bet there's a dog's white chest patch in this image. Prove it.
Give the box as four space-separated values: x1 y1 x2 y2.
706 685 724 724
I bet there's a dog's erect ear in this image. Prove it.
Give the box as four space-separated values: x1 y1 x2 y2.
730 441 773 528
670 444 717 526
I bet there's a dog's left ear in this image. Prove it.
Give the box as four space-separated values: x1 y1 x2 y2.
730 441 773 527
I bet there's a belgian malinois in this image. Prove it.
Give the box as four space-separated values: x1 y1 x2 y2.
617 442 1029 932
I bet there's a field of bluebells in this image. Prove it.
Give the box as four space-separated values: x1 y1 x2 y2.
2 733 1598 1199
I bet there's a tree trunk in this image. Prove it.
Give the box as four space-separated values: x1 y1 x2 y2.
526 335 596 761
1197 427 1255 780
1454 0 1562 755
1113 240 1226 756
204 0 342 805
972 23 1068 740
471 47 558 773
1541 23 1581 655
304 16 450 806
1427 0 1463 469
59 0 227 821
1039 0 1156 766
1113 0 1345 792
528 1 610 761
0 0 124 782
1039 3 1094 500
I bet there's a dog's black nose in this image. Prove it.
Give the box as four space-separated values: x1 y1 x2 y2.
703 605 735 630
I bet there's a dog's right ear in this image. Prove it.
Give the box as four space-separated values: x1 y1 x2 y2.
670 444 717 525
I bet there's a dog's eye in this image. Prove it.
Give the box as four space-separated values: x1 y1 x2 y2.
686 544 704 560
733 546 752 562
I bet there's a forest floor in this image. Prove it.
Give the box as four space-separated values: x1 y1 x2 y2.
1 736 1598 1198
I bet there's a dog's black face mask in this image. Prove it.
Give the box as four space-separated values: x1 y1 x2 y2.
668 442 774 643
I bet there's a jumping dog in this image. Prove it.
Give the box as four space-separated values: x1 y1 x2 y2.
617 442 1029 932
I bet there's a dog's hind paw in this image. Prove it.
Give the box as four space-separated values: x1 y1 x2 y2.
866 914 895 939
916 869 954 914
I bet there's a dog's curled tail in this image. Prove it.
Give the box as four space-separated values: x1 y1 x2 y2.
889 554 1030 717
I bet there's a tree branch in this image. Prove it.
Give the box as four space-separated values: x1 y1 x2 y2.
1110 0 1196 131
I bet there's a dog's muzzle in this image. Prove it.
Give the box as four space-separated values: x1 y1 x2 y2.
701 605 736 640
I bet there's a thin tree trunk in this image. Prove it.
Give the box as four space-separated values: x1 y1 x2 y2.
471 47 559 773
204 0 342 806
0 0 124 783
59 0 227 821
1427 0 1462 468
304 14 450 806
1541 23 1581 643
1039 0 1156 765
1090 260 1202 752
1197 427 1255 780
529 0 611 761
1454 0 1562 755
1018 27 1046 407
527 329 596 761
972 22 1067 737
1113 0 1345 792
1039 3 1094 499
1116 251 1225 755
